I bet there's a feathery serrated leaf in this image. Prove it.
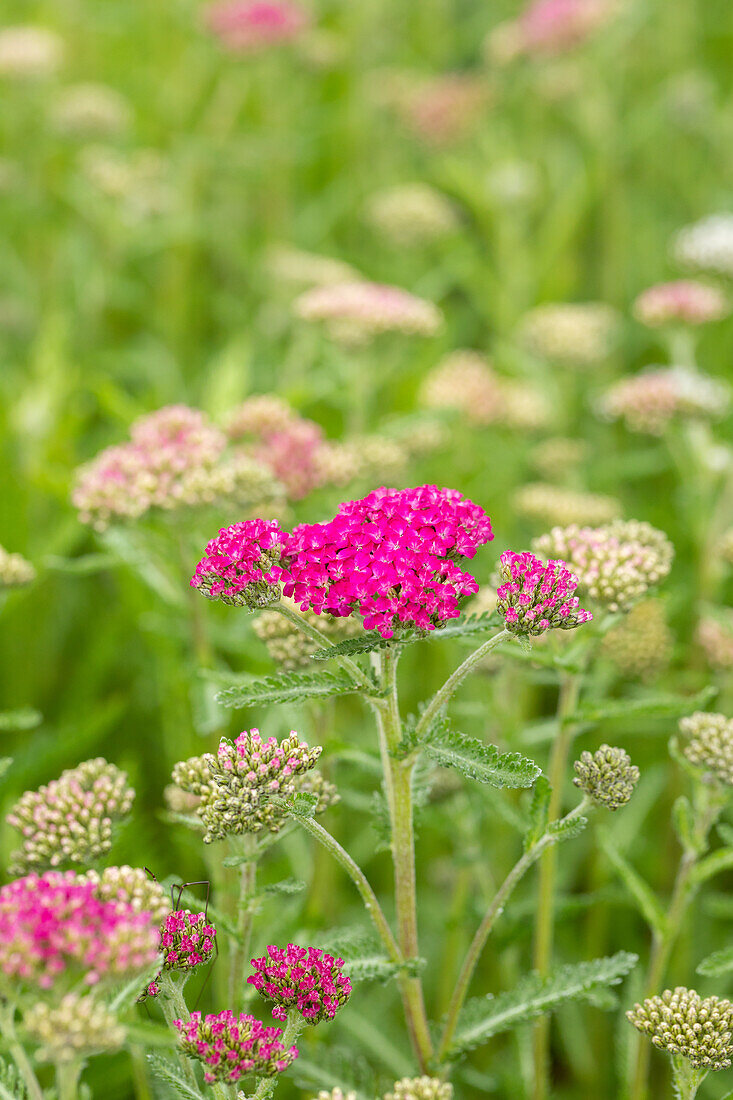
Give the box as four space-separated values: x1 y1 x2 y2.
449 952 638 1056
548 814 588 841
290 1046 375 1098
147 1055 204 1099
262 877 306 896
524 776 551 851
423 727 540 789
697 946 733 977
215 671 364 708
311 612 501 660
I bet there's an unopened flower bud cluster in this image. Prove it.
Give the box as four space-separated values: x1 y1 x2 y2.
173 728 333 842
601 599 672 681
680 711 733 787
515 483 621 528
384 1078 454 1100
83 866 171 924
24 993 125 1062
364 183 458 247
7 758 135 875
520 302 618 366
573 745 639 810
0 545 35 589
253 598 362 670
420 350 551 431
532 520 673 612
627 987 733 1070
696 613 733 670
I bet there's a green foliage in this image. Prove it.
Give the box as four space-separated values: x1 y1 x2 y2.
0 1057 28 1100
696 946 733 977
291 1046 376 1099
447 953 639 1058
147 1055 204 1100
524 776 552 851
548 814 588 841
569 686 718 727
311 611 501 660
597 830 668 937
214 671 366 708
422 724 541 789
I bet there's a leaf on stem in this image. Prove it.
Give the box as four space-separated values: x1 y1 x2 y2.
215 671 366 708
422 724 541 789
147 1054 205 1099
310 612 501 660
597 830 668 937
691 847 733 886
697 946 733 977
524 776 551 851
568 686 717 726
447 952 638 1057
548 814 588 841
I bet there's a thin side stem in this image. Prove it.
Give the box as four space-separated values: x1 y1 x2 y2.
228 837 258 1010
377 647 434 1072
671 1055 707 1100
292 812 402 966
532 672 582 1100
0 1005 45 1100
414 629 511 741
438 799 591 1062
273 601 375 693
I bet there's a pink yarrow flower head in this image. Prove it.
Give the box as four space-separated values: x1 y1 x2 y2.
633 280 729 327
295 281 442 345
0 872 160 993
248 943 352 1024
496 551 592 636
191 518 287 608
143 909 216 999
518 0 614 54
175 1009 297 1083
205 0 308 51
281 485 494 639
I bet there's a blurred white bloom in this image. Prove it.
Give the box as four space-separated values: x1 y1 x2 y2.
364 183 459 247
0 26 63 78
673 214 733 277
52 83 132 138
520 302 619 366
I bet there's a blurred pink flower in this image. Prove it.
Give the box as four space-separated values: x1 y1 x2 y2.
633 280 728 327
205 0 309 51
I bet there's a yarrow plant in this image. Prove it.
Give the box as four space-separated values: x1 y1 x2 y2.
573 745 640 810
204 0 309 51
248 943 352 1023
6 758 135 874
175 1009 299 1083
144 909 217 998
496 550 592 635
680 711 733 787
633 280 728 328
294 281 443 343
190 518 287 608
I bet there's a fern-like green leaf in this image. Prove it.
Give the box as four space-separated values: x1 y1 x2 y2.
697 946 733 977
423 727 540 789
449 952 638 1057
147 1054 205 1099
0 1056 28 1100
311 612 501 660
548 814 588 841
214 671 364 708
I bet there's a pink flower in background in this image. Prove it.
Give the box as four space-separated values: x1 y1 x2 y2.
518 0 613 54
0 872 159 990
633 280 728 327
496 550 592 635
206 0 309 51
295 280 442 342
255 418 326 500
249 943 352 1023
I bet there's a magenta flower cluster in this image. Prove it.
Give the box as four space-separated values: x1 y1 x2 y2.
0 872 159 991
496 550 593 635
145 909 216 997
191 486 494 637
248 943 352 1024
191 518 287 607
175 1009 298 1083
205 0 308 52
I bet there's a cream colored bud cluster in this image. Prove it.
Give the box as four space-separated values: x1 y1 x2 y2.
532 520 673 612
696 613 733 670
601 599 672 681
7 759 135 875
253 599 362 670
364 183 459 247
384 1078 454 1100
295 280 442 345
172 729 337 842
531 437 588 480
265 245 360 291
420 350 551 430
627 987 733 1071
680 711 733 787
24 993 125 1062
83 866 171 924
51 83 131 138
516 483 621 529
573 745 639 810
0 545 35 589
520 302 619 367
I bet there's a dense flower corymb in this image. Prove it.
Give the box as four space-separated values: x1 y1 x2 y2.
84 865 171 924
175 1010 298 1083
0 544 35 589
280 486 494 638
173 728 334 842
205 0 308 51
520 301 618 366
496 551 592 635
191 518 287 608
295 281 442 343
532 520 674 612
384 1078 454 1100
680 712 733 786
573 745 639 810
24 993 125 1062
0 872 159 991
7 758 135 875
144 909 217 997
627 988 733 1071
633 280 728 327
249 944 352 1023
599 366 729 434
